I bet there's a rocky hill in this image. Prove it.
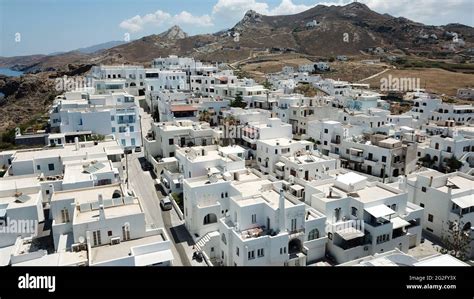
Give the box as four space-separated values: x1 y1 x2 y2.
1 2 472 72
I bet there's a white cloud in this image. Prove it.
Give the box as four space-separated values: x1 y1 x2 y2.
269 0 314 15
120 0 473 34
173 11 214 27
120 10 213 33
212 0 270 17
212 0 312 17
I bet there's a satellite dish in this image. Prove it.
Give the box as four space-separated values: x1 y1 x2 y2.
79 236 85 244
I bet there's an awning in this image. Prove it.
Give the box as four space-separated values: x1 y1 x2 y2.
365 205 396 218
290 184 304 191
452 195 474 209
390 217 410 229
275 162 285 167
171 105 197 112
337 228 365 241
208 167 221 175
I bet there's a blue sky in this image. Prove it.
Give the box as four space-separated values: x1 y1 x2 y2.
1 0 473 57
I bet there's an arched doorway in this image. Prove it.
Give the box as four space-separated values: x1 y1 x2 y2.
288 238 302 255
112 190 122 198
203 213 217 225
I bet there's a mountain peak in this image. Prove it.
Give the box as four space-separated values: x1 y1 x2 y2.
343 2 370 10
158 25 188 40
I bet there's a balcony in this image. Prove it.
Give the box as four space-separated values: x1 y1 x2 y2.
349 154 365 163
366 217 391 228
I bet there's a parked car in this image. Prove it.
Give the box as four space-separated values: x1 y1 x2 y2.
135 146 142 152
160 196 173 211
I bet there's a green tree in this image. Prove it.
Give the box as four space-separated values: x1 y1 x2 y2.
440 218 472 261
445 156 463 172
230 94 247 108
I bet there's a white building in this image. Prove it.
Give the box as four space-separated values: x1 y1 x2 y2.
307 172 423 264
339 248 469 266
256 138 313 175
50 91 142 148
399 170 474 258
144 120 220 160
0 175 45 248
50 183 174 266
90 65 146 96
183 169 328 266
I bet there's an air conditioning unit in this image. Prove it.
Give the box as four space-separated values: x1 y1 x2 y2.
110 237 121 245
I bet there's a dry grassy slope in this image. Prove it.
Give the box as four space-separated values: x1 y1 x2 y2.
364 68 474 96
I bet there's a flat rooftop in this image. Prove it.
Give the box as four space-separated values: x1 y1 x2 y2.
314 182 400 203
90 234 166 264
52 183 125 204
62 160 114 185
74 197 142 224
12 141 122 162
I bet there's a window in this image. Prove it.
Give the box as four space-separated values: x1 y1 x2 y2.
351 207 358 217
324 129 328 134
251 214 257 224
36 165 41 170
421 187 427 192
61 208 70 223
236 247 239 256
108 230 113 237
248 250 255 260
428 214 434 222
169 138 174 145
129 126 134 132
420 203 425 208
92 230 102 246
221 233 227 245
426 227 433 233
308 228 320 241
122 225 131 241
111 115 115 121
112 127 116 133
381 156 387 163
257 248 264 257
376 234 390 244
48 163 55 171
131 138 136 146
291 219 297 231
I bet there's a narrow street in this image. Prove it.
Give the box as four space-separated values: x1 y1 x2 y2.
125 98 200 266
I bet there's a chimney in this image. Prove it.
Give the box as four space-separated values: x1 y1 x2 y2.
278 189 286 232
74 137 79 150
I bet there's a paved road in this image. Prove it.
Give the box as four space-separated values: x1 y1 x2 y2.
128 153 196 266
124 104 201 266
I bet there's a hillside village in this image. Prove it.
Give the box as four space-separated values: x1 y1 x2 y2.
0 52 472 267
